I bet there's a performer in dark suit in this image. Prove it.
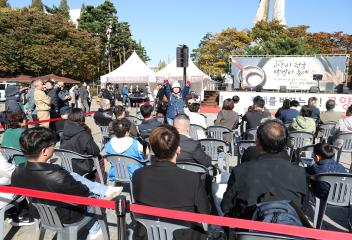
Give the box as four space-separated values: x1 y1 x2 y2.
173 114 212 167
132 125 211 240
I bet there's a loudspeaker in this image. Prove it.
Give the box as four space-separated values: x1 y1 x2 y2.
309 86 319 93
279 86 287 93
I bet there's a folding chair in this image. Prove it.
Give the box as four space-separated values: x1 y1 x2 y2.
126 116 142 126
135 216 189 240
54 149 104 184
237 140 256 164
235 231 299 240
189 124 207 140
199 139 229 172
318 122 335 143
104 154 148 202
0 146 24 164
32 201 109 240
244 128 257 141
207 126 234 155
176 162 208 174
309 173 352 229
333 133 352 171
99 125 111 148
288 131 315 158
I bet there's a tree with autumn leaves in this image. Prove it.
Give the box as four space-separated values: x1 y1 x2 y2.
0 8 100 81
0 0 150 83
192 20 352 81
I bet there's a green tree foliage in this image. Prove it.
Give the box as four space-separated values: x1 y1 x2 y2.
0 8 100 81
45 0 70 19
0 0 10 8
247 20 316 55
192 28 252 78
78 0 149 74
156 59 166 71
31 0 43 11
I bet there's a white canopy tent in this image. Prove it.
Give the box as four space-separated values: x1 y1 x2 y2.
100 51 156 85
155 58 214 100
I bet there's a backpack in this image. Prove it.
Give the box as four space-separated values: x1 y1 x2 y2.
251 200 303 226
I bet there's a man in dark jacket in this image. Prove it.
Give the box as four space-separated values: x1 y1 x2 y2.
11 127 122 238
138 104 161 140
45 80 59 117
132 125 211 240
11 127 89 225
173 114 212 167
242 97 271 130
5 84 23 113
93 98 115 126
57 81 71 110
221 119 308 219
79 82 90 112
101 83 115 106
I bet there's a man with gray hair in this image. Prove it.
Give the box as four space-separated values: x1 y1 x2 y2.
93 98 115 126
34 79 51 128
173 114 212 167
320 99 343 124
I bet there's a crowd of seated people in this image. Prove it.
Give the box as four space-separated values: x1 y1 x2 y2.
2 87 352 240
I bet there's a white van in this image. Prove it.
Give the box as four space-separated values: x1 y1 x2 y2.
0 82 17 101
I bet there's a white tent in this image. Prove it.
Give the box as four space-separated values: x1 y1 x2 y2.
155 58 214 100
100 51 156 85
155 58 211 82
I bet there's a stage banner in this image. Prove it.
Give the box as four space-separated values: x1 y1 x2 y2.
230 55 349 91
219 91 352 115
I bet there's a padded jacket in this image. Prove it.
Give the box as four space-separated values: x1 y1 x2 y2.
60 120 100 175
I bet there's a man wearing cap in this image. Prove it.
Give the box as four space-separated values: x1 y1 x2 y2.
164 80 190 125
57 82 71 111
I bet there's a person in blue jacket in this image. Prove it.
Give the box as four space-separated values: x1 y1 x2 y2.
121 84 130 107
164 80 190 125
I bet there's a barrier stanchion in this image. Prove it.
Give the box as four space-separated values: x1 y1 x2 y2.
115 195 128 240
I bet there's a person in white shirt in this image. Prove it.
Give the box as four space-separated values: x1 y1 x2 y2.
0 153 16 208
187 102 207 129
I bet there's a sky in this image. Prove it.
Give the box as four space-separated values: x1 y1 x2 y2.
9 0 352 67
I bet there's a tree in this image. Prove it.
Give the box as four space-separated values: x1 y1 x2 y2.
31 0 43 11
0 0 10 8
0 8 100 81
246 20 316 55
192 28 252 78
156 59 166 71
78 0 149 74
45 0 69 19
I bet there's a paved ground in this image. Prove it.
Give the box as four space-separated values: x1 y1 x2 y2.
0 100 351 239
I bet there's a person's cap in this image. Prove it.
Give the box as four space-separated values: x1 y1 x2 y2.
172 82 181 89
60 106 71 115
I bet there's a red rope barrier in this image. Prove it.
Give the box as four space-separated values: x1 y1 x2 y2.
24 111 96 125
0 185 351 239
0 186 115 209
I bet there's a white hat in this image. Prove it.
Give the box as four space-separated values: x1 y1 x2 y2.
172 82 181 89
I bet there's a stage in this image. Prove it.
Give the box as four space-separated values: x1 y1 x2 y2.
218 91 351 115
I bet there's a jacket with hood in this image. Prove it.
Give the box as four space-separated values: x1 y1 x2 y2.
103 137 144 181
60 120 100 175
5 85 22 113
289 116 316 134
288 116 316 147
